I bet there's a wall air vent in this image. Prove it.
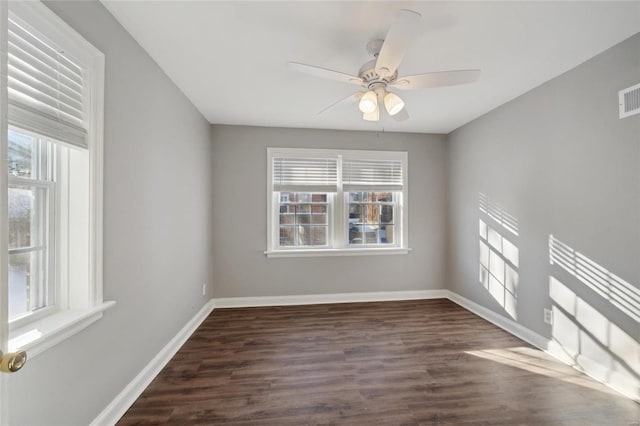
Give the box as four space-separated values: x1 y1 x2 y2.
619 83 640 119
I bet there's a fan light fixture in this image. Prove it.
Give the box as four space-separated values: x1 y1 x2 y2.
358 90 377 113
362 106 380 121
383 91 405 116
289 9 481 123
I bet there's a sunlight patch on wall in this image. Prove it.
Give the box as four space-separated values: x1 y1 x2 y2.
479 192 519 236
479 216 519 319
549 235 640 323
549 276 639 397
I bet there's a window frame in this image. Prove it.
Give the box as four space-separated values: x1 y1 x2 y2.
7 131 56 325
266 147 410 258
4 1 112 358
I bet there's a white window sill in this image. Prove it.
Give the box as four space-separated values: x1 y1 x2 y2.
265 247 412 258
8 301 116 359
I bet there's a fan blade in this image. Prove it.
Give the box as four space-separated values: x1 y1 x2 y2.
318 92 363 115
375 9 422 78
288 62 363 85
391 108 409 122
391 69 480 90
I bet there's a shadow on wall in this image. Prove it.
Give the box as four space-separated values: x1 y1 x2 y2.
478 193 519 319
548 235 640 398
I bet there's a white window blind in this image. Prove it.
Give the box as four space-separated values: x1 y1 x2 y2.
342 158 403 191
8 15 88 148
272 156 338 192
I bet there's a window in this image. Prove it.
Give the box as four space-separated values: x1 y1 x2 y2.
8 130 54 321
4 1 110 355
267 148 409 257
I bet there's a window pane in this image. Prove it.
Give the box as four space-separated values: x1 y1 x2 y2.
376 192 393 202
311 204 326 214
297 213 311 224
278 192 328 248
365 205 380 225
381 205 394 224
8 129 37 178
349 192 365 202
349 225 364 245
280 226 295 246
8 186 46 249
297 225 312 245
9 252 29 319
364 226 379 244
347 191 397 246
9 250 46 320
298 193 311 202
296 204 311 225
381 224 394 244
296 204 311 214
280 192 293 202
279 210 295 225
311 205 327 224
311 226 327 245
349 204 364 223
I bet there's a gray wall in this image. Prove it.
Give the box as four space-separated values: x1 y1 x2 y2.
7 2 213 425
447 33 639 386
5 1 638 423
210 125 447 298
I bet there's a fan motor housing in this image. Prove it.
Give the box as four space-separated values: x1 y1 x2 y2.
358 59 397 88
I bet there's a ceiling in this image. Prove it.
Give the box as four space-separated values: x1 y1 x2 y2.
102 1 640 134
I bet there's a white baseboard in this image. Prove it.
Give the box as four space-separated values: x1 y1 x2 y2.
90 299 215 426
92 291 444 425
546 336 640 401
445 290 640 403
212 289 448 308
93 289 638 426
445 290 548 349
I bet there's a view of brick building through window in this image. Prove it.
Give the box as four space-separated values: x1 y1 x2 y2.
348 191 394 245
279 193 328 246
278 191 395 247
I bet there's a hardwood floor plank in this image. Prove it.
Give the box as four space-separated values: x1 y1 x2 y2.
118 299 640 425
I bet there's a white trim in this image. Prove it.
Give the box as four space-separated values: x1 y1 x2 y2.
88 48 105 307
445 290 548 349
213 289 446 308
619 82 640 119
0 1 9 424
266 147 273 251
9 2 102 67
265 247 412 258
546 339 639 401
90 299 215 426
445 290 640 403
9 300 115 358
90 291 639 426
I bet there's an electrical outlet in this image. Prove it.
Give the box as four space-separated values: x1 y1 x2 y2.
544 308 553 325
202 283 206 296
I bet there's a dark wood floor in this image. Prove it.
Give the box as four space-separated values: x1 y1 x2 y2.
118 299 640 425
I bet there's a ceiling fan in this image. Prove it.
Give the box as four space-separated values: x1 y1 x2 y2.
288 9 480 122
